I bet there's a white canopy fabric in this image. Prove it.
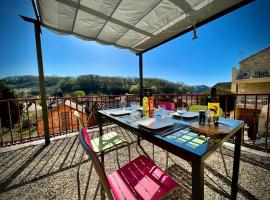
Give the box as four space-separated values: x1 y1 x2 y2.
34 0 251 53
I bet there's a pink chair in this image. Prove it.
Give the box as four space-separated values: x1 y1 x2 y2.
157 102 176 111
79 128 183 200
157 102 175 169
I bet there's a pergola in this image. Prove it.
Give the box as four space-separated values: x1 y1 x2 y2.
21 0 253 144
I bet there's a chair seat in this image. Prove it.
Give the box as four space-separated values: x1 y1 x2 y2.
107 155 179 200
91 131 127 152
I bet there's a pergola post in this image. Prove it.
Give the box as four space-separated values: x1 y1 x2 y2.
137 52 143 146
21 16 50 145
138 53 143 106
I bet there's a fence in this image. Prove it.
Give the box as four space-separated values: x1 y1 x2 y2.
0 94 269 151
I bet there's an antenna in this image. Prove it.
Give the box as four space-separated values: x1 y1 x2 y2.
192 24 198 40
239 50 244 61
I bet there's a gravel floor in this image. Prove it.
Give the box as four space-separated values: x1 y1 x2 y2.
0 125 270 200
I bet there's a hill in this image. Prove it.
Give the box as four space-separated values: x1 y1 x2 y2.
192 85 210 93
1 75 209 97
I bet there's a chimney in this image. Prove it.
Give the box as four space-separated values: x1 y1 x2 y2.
231 67 237 93
232 67 237 81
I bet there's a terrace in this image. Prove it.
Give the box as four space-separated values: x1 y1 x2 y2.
1 94 270 200
1 94 270 150
1 125 270 200
1 0 270 199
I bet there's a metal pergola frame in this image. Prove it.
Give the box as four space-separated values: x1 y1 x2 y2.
21 0 253 145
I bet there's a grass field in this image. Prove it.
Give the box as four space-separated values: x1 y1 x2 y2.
1 129 38 144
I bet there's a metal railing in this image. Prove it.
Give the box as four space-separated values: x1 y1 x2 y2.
237 70 270 80
0 94 269 151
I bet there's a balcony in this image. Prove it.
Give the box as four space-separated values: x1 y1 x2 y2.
0 94 270 199
235 70 270 84
0 125 270 199
1 94 269 150
237 70 270 80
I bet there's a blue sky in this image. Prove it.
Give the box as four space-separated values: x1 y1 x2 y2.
0 0 269 86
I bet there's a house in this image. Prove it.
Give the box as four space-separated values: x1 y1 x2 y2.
231 46 270 94
37 100 88 136
23 102 42 116
230 46 270 139
212 82 231 93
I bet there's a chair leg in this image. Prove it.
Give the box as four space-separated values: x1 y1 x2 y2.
128 144 131 162
220 146 229 177
83 162 94 200
89 162 94 179
93 180 101 200
165 151 169 170
152 144 155 161
116 145 119 158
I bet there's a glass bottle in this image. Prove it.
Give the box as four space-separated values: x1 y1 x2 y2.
148 92 154 118
207 87 220 126
143 92 149 118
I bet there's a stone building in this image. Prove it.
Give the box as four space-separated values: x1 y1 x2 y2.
231 46 270 94
231 46 270 141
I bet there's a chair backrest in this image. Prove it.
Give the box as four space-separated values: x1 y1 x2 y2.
74 102 100 128
189 105 223 116
74 111 85 128
88 102 100 126
158 101 175 111
78 128 114 200
189 105 208 112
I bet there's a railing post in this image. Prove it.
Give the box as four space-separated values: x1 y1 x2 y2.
265 95 270 149
138 53 143 106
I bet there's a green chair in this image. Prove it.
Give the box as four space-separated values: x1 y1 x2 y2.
189 105 224 116
74 111 130 160
188 105 228 177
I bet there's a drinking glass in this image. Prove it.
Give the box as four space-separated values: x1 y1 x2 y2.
177 106 186 121
134 102 140 110
130 102 136 110
158 104 166 118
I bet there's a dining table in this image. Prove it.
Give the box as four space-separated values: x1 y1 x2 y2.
97 107 244 200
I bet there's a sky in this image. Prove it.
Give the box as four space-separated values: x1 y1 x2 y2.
0 0 270 87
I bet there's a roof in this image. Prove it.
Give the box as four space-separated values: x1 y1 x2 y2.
37 100 87 121
23 102 42 112
212 82 231 90
34 0 252 53
240 46 270 63
49 100 86 113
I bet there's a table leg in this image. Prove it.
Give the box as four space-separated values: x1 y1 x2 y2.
137 135 141 146
192 158 204 200
231 128 243 199
98 114 105 200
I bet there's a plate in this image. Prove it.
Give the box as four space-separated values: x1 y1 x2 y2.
134 118 174 130
172 111 199 118
137 106 143 111
109 110 132 116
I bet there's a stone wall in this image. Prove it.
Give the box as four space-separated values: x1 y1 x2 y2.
240 47 270 72
237 82 270 94
231 67 237 93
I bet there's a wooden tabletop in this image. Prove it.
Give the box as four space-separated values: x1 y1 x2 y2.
189 118 243 135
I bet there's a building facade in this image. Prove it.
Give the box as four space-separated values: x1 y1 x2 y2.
37 100 88 135
231 46 270 140
231 47 270 94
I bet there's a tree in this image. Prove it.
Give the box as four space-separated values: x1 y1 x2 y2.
73 90 86 97
0 80 20 128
